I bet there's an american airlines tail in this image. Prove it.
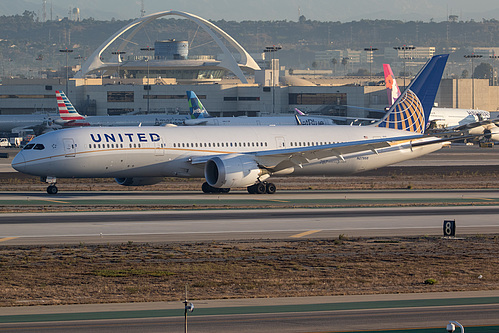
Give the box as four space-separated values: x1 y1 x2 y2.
186 91 211 119
55 91 89 126
375 54 448 134
383 64 401 107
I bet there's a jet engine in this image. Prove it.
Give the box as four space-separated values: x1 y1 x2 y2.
114 177 164 186
204 155 267 188
484 127 499 141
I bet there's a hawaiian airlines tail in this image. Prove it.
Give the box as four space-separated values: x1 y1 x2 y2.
375 54 448 133
55 91 89 126
383 64 401 107
186 91 211 119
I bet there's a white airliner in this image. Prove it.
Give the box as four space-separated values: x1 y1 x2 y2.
0 114 63 135
13 55 457 195
56 90 191 127
57 90 335 127
184 91 336 126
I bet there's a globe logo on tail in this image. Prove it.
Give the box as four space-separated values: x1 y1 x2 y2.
376 90 425 134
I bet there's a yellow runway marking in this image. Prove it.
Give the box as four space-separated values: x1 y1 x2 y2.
254 198 290 203
290 230 322 238
0 237 18 243
463 197 494 201
36 198 71 204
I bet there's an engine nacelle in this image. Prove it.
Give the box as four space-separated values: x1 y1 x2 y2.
114 177 163 186
484 127 499 142
204 155 266 188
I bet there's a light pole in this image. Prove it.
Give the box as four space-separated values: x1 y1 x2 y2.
490 54 499 86
112 50 126 79
446 320 464 333
264 45 282 114
140 47 155 113
183 285 194 333
36 54 43 78
464 54 482 109
393 45 415 90
59 48 73 95
364 47 378 83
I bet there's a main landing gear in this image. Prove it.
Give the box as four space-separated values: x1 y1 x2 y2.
201 182 230 194
43 176 58 195
247 182 276 194
47 184 58 195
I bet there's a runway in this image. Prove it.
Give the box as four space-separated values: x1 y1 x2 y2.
0 203 498 245
1 291 498 332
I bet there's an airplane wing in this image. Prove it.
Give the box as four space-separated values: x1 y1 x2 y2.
191 134 425 170
452 119 499 131
190 133 475 173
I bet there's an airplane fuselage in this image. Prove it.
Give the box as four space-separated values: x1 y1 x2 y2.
12 125 442 181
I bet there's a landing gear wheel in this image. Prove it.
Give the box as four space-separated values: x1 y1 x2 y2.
202 182 214 193
202 182 230 194
265 182 276 194
47 185 58 195
247 185 256 194
256 183 266 194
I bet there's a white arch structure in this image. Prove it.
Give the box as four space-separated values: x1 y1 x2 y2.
75 10 261 83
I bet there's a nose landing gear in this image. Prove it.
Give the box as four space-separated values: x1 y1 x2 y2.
42 176 58 195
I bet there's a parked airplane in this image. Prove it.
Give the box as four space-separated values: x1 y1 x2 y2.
56 91 192 127
184 91 336 126
0 114 62 135
58 90 335 127
383 63 492 129
13 55 459 195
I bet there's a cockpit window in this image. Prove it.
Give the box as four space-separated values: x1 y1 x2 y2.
23 144 35 150
33 144 45 150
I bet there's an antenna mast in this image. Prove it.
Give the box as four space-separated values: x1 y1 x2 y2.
140 0 145 17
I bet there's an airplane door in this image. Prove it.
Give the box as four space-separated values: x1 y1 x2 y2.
275 136 286 148
154 138 164 156
63 138 76 157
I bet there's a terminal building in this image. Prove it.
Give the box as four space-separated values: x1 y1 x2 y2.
0 10 498 121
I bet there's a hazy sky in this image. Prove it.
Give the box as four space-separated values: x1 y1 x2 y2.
10 0 499 22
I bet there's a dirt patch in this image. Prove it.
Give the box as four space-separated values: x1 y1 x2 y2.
0 235 497 306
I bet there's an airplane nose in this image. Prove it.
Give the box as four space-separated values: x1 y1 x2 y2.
11 151 26 173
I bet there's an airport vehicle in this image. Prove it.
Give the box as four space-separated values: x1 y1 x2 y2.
184 91 336 126
384 63 492 129
0 138 10 147
13 55 455 195
56 91 193 127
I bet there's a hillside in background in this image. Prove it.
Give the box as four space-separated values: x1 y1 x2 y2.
1 13 499 77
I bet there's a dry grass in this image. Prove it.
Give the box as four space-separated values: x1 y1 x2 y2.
0 235 498 306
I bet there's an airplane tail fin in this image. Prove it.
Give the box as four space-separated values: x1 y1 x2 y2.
186 91 211 119
56 90 86 122
374 54 448 134
383 64 401 107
